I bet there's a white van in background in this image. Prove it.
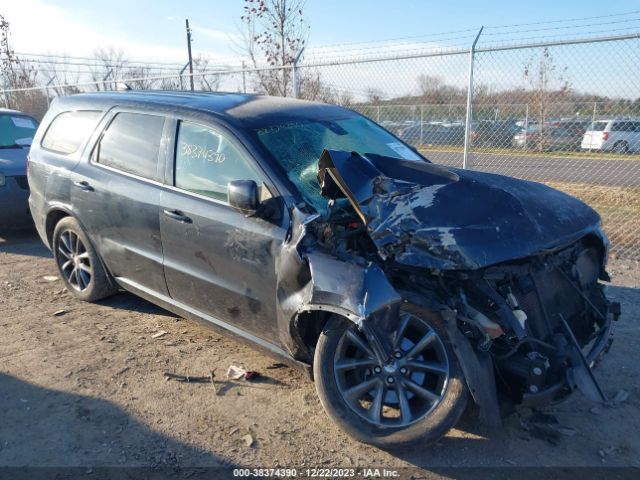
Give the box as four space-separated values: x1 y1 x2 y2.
581 119 640 153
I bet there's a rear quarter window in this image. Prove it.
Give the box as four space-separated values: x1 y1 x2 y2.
41 110 102 154
96 112 165 181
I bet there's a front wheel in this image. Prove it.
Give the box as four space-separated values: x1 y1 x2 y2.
313 305 468 448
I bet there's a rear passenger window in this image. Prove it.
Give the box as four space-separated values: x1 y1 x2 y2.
41 111 102 154
174 121 269 203
97 113 165 180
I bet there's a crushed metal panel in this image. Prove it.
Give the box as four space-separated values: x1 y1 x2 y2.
317 149 604 271
303 252 401 321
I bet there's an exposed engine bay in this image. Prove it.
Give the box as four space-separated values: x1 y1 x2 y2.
284 149 620 422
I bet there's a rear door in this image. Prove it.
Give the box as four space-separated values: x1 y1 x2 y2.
159 118 286 344
71 110 169 295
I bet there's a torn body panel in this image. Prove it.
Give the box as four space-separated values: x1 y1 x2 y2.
318 149 605 270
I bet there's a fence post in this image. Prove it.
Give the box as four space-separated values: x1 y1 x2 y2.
242 61 247 94
376 105 381 123
179 62 189 91
463 26 484 170
591 102 597 128
420 104 424 143
292 47 305 98
524 103 529 150
102 69 113 91
45 76 56 108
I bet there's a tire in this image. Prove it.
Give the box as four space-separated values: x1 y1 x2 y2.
612 141 629 154
313 304 468 448
52 216 117 302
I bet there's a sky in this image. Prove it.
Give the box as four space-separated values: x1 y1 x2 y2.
2 1 640 100
4 0 640 62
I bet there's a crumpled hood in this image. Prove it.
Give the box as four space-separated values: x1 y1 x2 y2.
317 149 603 270
0 147 29 176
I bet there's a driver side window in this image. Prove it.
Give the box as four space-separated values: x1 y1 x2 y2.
175 121 270 203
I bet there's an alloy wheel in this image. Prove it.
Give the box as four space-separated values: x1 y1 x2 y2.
57 230 92 291
333 312 450 427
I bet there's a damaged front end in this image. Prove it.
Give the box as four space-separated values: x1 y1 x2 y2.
285 149 619 422
433 240 617 408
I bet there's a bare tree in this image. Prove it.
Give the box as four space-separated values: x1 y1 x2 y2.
524 47 570 150
39 54 82 97
365 87 386 104
192 55 221 91
89 47 128 91
124 65 156 90
0 14 47 117
416 74 444 97
237 0 307 96
416 74 465 105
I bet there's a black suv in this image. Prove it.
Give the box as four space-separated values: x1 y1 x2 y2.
28 92 616 448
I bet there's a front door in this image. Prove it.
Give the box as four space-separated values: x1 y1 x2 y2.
159 119 285 344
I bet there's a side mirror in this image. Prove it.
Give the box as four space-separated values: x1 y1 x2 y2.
228 179 259 214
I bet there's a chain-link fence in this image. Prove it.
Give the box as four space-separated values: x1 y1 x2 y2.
2 31 640 258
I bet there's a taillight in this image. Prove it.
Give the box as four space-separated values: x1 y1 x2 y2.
602 132 609 141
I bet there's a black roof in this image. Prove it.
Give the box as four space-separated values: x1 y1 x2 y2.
56 91 351 128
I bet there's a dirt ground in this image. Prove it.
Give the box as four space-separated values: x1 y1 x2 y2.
1 228 639 475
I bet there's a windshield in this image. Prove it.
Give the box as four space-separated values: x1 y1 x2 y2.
254 115 423 211
0 113 38 148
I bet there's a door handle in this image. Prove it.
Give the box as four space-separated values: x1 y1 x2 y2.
73 180 94 192
163 209 192 223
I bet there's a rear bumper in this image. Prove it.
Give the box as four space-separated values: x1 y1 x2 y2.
0 177 31 226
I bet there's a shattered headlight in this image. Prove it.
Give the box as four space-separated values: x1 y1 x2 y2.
574 247 601 288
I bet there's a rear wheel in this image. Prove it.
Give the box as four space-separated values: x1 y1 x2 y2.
613 141 629 154
52 217 117 302
313 305 468 448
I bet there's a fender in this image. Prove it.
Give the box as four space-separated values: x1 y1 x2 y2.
300 253 402 322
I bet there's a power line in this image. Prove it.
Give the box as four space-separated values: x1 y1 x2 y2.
486 9 640 29
14 51 250 68
483 17 640 36
14 52 186 67
302 9 640 54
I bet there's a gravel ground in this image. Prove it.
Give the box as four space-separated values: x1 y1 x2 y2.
1 228 639 476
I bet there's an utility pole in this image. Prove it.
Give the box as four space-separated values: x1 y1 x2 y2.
185 19 194 91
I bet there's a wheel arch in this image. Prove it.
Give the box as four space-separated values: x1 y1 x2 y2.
45 207 116 286
45 206 75 248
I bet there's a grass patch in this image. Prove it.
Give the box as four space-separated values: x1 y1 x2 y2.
547 182 640 258
418 145 640 161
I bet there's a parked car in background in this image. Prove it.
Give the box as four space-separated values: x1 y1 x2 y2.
471 120 522 148
513 125 583 151
29 92 616 448
398 122 465 146
581 119 640 153
0 109 38 227
556 120 590 137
